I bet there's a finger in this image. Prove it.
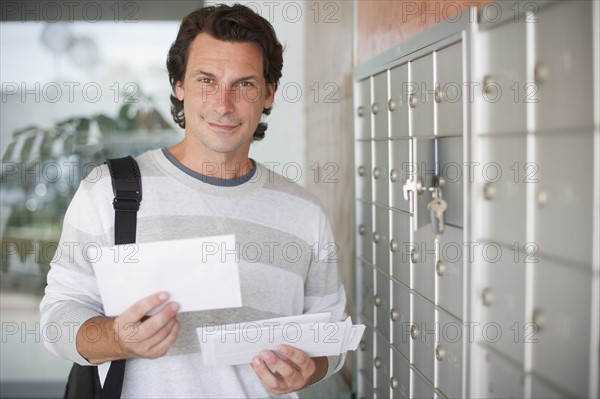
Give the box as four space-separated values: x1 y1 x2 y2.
261 349 298 381
252 354 283 390
139 314 179 349
277 345 312 374
121 292 170 324
145 319 180 359
137 302 179 340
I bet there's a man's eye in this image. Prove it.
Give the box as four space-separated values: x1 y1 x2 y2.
239 81 255 88
199 78 213 84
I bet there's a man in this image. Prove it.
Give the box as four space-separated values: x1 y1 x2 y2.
40 3 346 398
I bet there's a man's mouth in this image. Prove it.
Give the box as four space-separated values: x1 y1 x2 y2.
207 121 240 132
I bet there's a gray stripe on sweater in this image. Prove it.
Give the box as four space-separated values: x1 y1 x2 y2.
108 215 315 280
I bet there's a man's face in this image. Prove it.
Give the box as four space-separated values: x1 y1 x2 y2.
175 33 275 159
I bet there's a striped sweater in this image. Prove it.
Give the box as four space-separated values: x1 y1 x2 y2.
40 149 347 398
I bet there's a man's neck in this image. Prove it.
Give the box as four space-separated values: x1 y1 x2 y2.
167 142 254 180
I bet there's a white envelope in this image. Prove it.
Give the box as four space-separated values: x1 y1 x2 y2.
196 313 366 366
92 235 241 316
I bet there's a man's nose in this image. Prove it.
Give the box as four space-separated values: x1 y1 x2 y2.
204 83 237 115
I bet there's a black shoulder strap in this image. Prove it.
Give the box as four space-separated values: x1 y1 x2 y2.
107 156 142 245
101 155 142 399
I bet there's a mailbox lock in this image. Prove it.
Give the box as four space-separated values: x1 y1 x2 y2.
483 75 497 95
359 340 366 351
537 190 548 207
410 324 420 339
358 224 366 236
374 357 382 369
436 260 446 276
534 62 549 85
373 167 381 179
410 248 419 264
483 182 495 201
358 165 366 177
373 232 381 243
390 308 399 321
374 295 382 306
388 98 397 112
357 106 364 117
434 86 443 103
390 377 399 390
390 169 398 183
436 344 446 361
390 239 398 253
482 287 493 306
409 93 417 108
372 102 379 115
532 308 545 330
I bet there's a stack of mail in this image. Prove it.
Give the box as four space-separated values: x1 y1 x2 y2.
196 313 366 366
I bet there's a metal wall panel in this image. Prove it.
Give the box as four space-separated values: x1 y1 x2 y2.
390 63 410 138
357 200 373 264
474 135 527 245
356 140 372 201
533 132 594 266
436 309 463 399
435 42 463 137
410 54 435 137
358 373 375 399
376 268 391 340
373 71 389 139
391 209 411 286
411 293 436 384
411 225 436 302
391 279 411 359
375 332 392 398
392 348 411 398
360 325 375 386
391 139 412 213
468 3 598 398
361 261 375 326
531 259 592 398
357 79 372 140
374 204 390 273
411 368 436 399
478 348 525 398
530 375 570 399
374 139 390 205
355 3 598 399
534 1 594 132
437 225 463 319
474 20 526 135
479 253 526 366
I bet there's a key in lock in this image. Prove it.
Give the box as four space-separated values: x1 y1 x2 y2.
427 198 447 237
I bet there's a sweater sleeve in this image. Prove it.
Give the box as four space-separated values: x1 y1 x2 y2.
303 210 347 381
39 173 112 366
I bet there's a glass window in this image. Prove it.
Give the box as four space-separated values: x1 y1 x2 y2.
1 19 182 396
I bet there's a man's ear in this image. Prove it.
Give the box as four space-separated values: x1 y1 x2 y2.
175 81 184 101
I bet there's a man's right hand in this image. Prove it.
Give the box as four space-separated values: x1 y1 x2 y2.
76 292 180 364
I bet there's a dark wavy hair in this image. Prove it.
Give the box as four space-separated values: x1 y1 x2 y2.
166 3 284 141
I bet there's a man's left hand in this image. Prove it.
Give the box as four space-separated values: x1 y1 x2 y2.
251 344 328 395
